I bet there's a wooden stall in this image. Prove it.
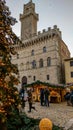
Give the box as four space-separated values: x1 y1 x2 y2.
25 81 66 103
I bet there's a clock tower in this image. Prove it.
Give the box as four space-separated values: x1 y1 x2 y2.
20 0 39 41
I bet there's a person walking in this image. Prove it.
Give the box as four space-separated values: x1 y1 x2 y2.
27 89 36 112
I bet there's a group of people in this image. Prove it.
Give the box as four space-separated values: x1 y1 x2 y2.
19 86 50 113
40 87 50 107
19 86 73 113
19 87 36 112
64 88 73 106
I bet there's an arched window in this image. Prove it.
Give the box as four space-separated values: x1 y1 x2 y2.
31 49 34 56
43 46 46 53
22 76 27 86
32 60 36 68
47 57 51 66
39 59 43 68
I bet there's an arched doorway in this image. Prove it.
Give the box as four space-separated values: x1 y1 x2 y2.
22 76 27 87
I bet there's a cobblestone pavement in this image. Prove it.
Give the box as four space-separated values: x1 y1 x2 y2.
24 102 73 128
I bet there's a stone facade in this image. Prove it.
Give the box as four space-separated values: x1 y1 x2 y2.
64 58 73 84
11 0 70 87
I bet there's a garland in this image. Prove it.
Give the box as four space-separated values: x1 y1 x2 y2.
25 80 65 89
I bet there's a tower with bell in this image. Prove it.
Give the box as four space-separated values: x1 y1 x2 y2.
20 0 39 41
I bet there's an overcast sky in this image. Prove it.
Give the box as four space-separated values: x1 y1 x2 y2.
6 0 73 57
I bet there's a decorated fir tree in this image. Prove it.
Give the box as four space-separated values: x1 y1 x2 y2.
0 0 21 127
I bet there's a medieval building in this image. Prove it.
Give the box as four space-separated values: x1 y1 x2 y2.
11 0 70 87
64 58 73 84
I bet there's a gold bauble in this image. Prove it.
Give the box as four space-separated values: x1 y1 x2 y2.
39 118 52 130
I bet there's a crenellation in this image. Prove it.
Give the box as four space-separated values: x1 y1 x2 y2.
57 28 59 31
20 13 24 19
42 29 46 33
53 25 62 38
37 26 61 39
53 25 57 29
38 31 41 35
13 26 61 50
48 27 51 31
21 30 58 48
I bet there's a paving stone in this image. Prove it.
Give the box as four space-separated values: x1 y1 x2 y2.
24 102 73 128
63 118 73 130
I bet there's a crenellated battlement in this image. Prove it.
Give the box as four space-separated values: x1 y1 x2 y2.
37 25 61 38
13 24 62 51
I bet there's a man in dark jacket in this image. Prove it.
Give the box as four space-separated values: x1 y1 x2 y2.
44 87 50 107
40 88 44 106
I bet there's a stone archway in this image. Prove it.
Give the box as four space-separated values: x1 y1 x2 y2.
22 76 27 87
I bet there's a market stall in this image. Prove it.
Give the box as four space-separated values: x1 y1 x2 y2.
25 80 66 103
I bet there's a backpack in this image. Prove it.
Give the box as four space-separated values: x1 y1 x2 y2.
64 93 70 100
